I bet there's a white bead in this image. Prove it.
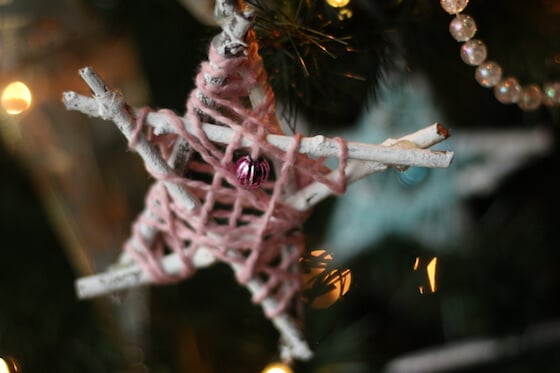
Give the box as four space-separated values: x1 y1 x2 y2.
475 61 502 87
449 14 477 41
460 39 487 66
440 0 469 14
543 82 560 106
518 85 542 111
494 77 521 104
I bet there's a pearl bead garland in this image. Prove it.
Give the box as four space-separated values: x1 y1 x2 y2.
440 0 560 111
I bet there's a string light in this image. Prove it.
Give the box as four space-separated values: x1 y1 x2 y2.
0 359 8 373
299 249 352 308
0 357 18 373
1 81 32 115
440 0 560 111
427 257 438 293
413 256 438 294
326 0 351 8
337 7 353 20
262 362 294 373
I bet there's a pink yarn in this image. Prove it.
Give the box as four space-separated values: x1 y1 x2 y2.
125 31 348 318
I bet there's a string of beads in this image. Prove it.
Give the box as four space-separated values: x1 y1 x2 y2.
440 0 560 111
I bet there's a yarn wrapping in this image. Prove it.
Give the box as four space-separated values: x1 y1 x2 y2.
125 31 348 318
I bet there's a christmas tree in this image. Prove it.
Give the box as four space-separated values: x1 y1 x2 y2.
0 0 559 372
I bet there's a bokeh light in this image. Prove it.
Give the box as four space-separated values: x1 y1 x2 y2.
413 257 438 294
326 0 351 8
262 362 294 373
0 359 8 373
300 249 352 308
0 357 18 373
1 81 32 115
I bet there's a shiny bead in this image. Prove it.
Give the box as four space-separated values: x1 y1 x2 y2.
460 39 487 66
494 77 522 104
543 82 560 106
449 14 477 41
234 155 270 189
475 61 502 87
440 0 469 14
518 85 542 111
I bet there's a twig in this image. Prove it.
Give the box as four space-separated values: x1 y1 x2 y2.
286 123 452 210
67 67 200 212
76 247 217 298
64 93 453 168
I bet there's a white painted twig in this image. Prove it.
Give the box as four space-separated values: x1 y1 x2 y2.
76 247 217 298
67 67 200 212
286 123 452 210
64 93 453 169
213 0 254 56
143 110 453 168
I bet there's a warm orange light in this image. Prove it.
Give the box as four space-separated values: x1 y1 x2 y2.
1 81 32 115
337 7 353 20
262 362 293 373
427 257 438 293
311 249 333 262
299 249 352 308
413 256 438 294
326 0 351 8
413 257 420 271
336 268 352 295
0 357 17 373
0 359 9 373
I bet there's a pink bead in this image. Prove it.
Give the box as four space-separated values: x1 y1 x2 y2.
440 0 469 14
475 61 502 88
449 14 477 42
518 84 542 111
494 77 521 104
543 82 560 106
234 155 271 189
460 39 487 66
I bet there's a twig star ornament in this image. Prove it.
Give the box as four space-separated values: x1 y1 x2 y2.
62 0 453 362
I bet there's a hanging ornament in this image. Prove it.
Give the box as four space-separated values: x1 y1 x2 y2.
234 154 271 189
62 0 453 362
